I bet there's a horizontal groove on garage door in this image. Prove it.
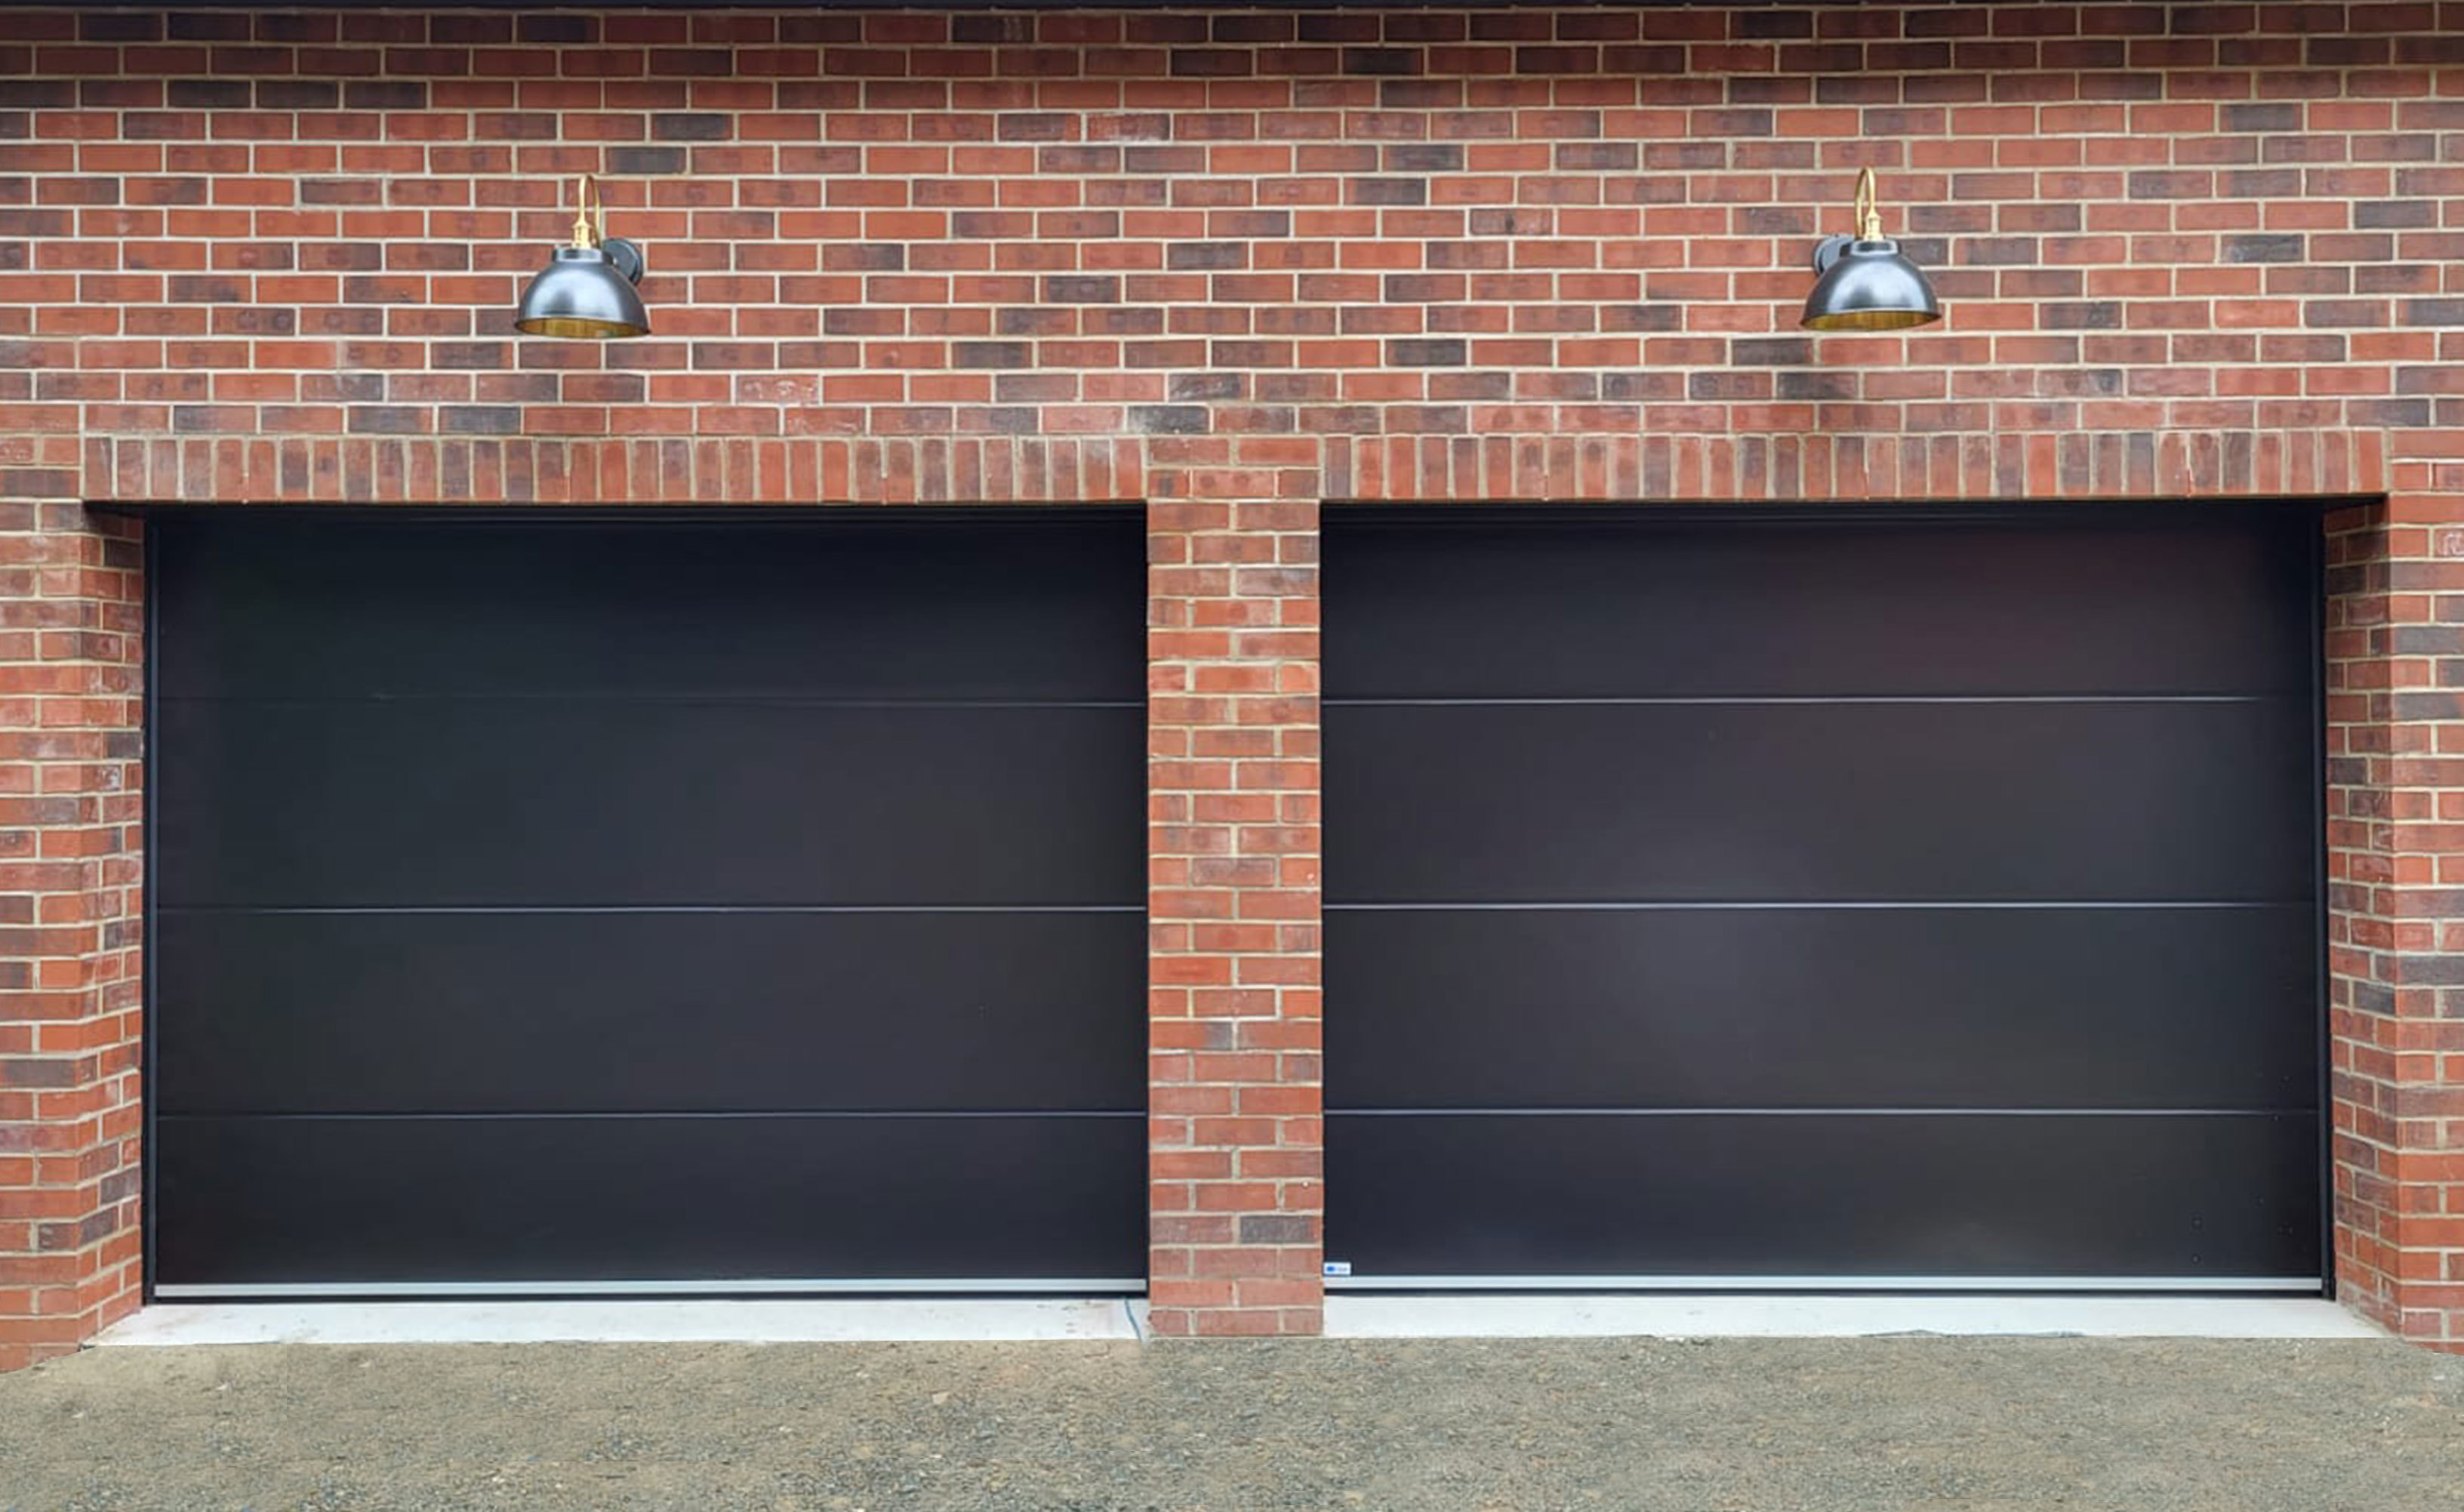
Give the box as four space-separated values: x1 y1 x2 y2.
152 512 1148 1292
159 696 1147 706
1326 901 2296 909
1333 694 2278 704
177 1110 1148 1120
1336 1107 2312 1117
1323 505 2323 1285
162 904 1148 913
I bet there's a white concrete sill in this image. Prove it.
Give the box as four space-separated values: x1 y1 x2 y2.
1323 1293 2387 1341
95 1293 2387 1347
97 1297 1147 1347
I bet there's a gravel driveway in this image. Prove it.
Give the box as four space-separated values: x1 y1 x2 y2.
3 1336 2459 1510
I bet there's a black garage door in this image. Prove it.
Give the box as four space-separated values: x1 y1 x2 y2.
150 510 1146 1295
1324 506 2324 1289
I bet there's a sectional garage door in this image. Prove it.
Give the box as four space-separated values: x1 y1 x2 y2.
1323 507 2324 1289
151 511 1146 1295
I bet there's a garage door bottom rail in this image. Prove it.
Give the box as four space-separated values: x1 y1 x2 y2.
152 1277 1147 1301
1317 1275 2326 1294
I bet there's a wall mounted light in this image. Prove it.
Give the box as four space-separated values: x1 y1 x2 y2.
1800 168 1940 332
515 176 648 340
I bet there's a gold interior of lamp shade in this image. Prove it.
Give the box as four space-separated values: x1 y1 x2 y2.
514 313 648 340
1803 306 1939 332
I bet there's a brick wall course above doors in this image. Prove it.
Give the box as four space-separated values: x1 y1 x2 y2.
5 3 2464 1360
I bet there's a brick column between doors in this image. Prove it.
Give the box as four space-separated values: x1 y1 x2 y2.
1146 497 1324 1337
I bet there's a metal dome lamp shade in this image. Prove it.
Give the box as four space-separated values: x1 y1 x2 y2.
1801 167 1941 332
515 175 648 340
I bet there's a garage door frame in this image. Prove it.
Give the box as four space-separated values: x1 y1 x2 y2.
1318 500 2333 1296
138 503 1152 1301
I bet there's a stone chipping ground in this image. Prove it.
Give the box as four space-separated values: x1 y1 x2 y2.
0 1337 2459 1511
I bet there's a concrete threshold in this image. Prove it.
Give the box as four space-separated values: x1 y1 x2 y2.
1323 1293 2386 1340
97 1297 1148 1347
95 1294 2384 1347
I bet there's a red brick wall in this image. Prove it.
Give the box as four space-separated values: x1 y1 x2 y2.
0 502 141 1373
2326 494 2464 1347
1148 497 1322 1337
3 2 2463 1356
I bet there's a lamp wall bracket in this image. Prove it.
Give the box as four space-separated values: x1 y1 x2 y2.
601 237 646 286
